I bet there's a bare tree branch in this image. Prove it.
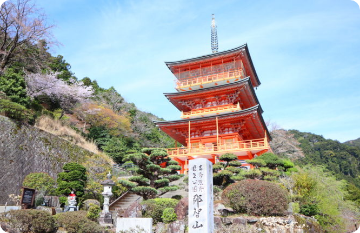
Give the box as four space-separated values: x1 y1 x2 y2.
0 0 56 71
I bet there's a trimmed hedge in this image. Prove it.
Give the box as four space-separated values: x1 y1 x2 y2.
222 179 288 216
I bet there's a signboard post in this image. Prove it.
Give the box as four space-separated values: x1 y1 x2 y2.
20 187 35 209
189 158 214 233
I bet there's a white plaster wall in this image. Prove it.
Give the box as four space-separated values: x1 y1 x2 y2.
116 218 153 233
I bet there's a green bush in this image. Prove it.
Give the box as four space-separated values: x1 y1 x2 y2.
87 203 101 221
0 99 31 122
171 195 183 200
0 209 57 233
161 208 177 223
222 179 288 216
141 198 179 223
300 203 319 216
55 211 104 233
22 172 57 196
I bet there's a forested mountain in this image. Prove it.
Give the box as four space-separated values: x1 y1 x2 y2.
271 129 360 187
0 0 174 164
345 138 360 149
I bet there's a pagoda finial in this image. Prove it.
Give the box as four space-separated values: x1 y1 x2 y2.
211 14 218 53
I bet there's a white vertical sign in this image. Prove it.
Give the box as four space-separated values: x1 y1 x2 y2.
189 158 214 233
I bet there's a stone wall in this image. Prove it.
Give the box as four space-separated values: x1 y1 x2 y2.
0 116 94 205
153 215 323 233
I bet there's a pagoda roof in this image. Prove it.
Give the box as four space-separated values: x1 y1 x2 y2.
164 77 260 112
155 105 271 145
165 44 260 86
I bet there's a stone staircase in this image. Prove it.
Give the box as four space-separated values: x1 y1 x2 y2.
109 175 188 218
109 191 142 216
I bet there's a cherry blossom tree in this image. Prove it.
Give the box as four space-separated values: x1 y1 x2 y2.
25 72 93 118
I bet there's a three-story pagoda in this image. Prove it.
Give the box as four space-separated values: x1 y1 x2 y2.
155 44 271 174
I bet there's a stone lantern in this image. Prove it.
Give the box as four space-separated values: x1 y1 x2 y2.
99 172 115 225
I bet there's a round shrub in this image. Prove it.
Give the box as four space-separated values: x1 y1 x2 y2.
141 198 179 223
0 209 57 233
55 211 104 233
87 203 101 221
300 203 319 216
162 208 177 223
22 172 57 196
222 179 288 216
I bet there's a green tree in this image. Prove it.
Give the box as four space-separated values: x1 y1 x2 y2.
213 153 244 187
256 153 285 169
0 68 29 106
48 55 74 82
101 137 140 164
22 172 57 196
0 99 31 122
57 163 87 198
219 153 238 168
119 148 181 200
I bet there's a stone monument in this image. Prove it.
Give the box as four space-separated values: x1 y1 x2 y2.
99 172 115 225
189 158 214 233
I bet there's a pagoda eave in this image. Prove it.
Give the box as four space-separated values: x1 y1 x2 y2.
164 77 260 112
165 44 260 87
155 105 271 145
165 44 247 67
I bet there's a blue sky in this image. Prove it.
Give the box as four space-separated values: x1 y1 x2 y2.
35 0 360 142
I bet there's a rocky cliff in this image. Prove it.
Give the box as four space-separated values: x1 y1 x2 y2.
0 116 95 205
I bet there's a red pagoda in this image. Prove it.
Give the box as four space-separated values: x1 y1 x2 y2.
155 44 271 174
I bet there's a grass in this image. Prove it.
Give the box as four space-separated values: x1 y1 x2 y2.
35 115 99 154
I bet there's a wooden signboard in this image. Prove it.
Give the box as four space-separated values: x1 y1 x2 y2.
21 187 36 209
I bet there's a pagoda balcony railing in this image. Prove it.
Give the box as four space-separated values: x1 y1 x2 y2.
167 138 268 157
176 69 245 90
180 103 241 119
